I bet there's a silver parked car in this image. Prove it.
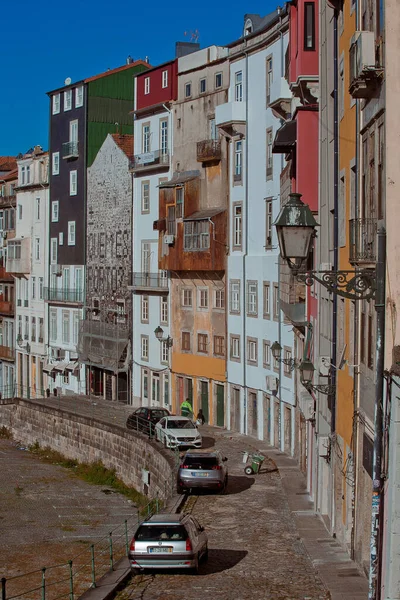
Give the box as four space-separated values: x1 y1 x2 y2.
177 450 228 494
129 513 208 573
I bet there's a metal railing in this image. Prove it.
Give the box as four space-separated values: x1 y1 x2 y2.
0 195 16 207
349 218 377 264
130 272 169 290
62 141 79 159
196 139 221 162
0 301 14 315
0 345 14 361
44 288 84 303
130 149 169 171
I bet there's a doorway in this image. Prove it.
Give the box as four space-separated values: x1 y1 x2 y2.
215 384 224 427
200 380 209 423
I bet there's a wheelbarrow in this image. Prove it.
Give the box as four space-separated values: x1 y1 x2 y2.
242 451 266 475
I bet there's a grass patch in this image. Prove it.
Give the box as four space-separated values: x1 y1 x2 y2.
28 444 162 514
0 426 12 439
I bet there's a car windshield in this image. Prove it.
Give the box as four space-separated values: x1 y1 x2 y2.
183 456 218 469
151 410 169 418
135 525 188 541
167 419 195 430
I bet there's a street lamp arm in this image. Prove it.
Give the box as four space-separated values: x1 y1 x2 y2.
297 269 376 301
304 383 336 396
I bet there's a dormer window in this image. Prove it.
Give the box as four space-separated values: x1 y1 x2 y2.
244 19 253 36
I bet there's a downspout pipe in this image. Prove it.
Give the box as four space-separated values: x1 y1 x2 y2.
242 43 249 435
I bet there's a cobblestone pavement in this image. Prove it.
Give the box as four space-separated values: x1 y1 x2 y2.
118 428 329 600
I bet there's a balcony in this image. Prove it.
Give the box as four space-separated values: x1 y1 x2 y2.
0 300 14 316
0 195 16 208
130 150 169 173
44 288 84 303
0 345 15 361
6 238 31 275
349 218 377 264
215 101 246 137
62 141 79 159
349 31 381 99
130 272 169 293
197 140 221 163
0 265 13 282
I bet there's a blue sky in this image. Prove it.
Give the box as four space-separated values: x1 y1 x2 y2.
0 0 278 156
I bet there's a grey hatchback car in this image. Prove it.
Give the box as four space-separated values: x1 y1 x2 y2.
129 513 208 573
177 450 228 494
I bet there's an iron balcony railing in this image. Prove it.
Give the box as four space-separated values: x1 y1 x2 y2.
130 272 169 291
44 288 85 303
130 149 169 171
0 195 16 207
349 218 377 264
62 141 79 159
0 345 15 360
196 139 221 162
0 300 14 315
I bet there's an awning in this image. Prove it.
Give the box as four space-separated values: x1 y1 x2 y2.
43 362 55 374
159 170 200 188
65 361 80 374
272 119 297 154
53 361 68 373
184 208 225 221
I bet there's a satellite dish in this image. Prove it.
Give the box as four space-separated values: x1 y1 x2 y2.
337 344 347 370
65 77 72 86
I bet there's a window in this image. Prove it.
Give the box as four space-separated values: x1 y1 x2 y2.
214 289 225 309
160 295 168 324
266 56 273 105
162 70 168 88
18 204 22 220
62 310 70 344
39 277 44 300
21 166 26 185
75 86 84 107
198 288 209 309
50 309 57 342
31 317 36 342
182 331 191 351
24 316 29 340
8 240 21 259
64 89 72 111
183 221 210 251
263 282 270 318
141 335 149 361
26 165 31 184
59 232 64 245
142 123 150 153
167 205 176 235
50 238 57 264
198 333 208 353
68 221 76 245
31 277 36 300
234 141 242 181
235 71 243 102
185 82 192 98
52 93 60 115
273 283 280 320
230 335 240 361
38 317 44 343
266 128 273 179
283 348 293 377
73 312 79 345
18 315 22 337
70 170 77 195
247 337 258 365
209 117 217 140
161 341 169 364
34 238 40 261
233 203 242 249
182 288 193 307
265 198 273 247
215 72 223 89
142 368 149 400
141 181 150 213
69 119 78 144
263 340 271 367
160 119 168 156
229 280 240 314
141 296 149 322
199 78 206 94
214 336 225 357
144 77 150 94
246 281 258 316
35 198 41 220
176 187 184 218
304 2 316 50
51 200 59 222
52 152 59 175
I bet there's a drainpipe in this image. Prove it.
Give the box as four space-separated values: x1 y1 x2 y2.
242 42 249 435
368 225 386 600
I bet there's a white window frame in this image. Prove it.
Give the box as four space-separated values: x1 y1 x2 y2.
52 152 60 176
230 335 240 360
31 277 36 300
233 203 242 249
62 310 70 344
215 72 223 89
59 232 64 245
50 238 58 265
162 70 168 88
229 280 240 314
73 311 80 345
64 89 72 111
141 181 150 213
51 200 59 222
247 338 257 364
198 287 209 310
75 85 84 108
185 82 192 98
34 237 40 261
182 288 193 308
70 170 77 196
50 309 57 342
52 93 60 115
68 221 76 246
141 295 149 322
142 123 150 153
235 71 243 102
141 335 149 361
234 141 242 179
35 197 41 220
214 289 225 309
160 295 168 324
160 119 168 156
246 281 258 316
161 340 169 364
144 77 150 95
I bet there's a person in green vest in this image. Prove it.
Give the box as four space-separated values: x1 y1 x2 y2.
180 399 193 418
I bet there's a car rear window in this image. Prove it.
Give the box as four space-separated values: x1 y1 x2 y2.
135 525 188 541
183 456 218 469
151 410 169 418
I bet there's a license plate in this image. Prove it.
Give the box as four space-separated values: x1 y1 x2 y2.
148 547 173 553
192 472 208 477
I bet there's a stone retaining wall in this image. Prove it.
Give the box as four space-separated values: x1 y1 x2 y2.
0 399 175 499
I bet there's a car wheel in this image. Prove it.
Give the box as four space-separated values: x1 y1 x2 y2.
192 555 199 574
202 545 208 562
221 476 228 494
244 466 253 476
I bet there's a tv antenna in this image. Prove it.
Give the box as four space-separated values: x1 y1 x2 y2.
184 29 200 43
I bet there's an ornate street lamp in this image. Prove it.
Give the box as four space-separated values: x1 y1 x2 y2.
154 326 173 347
271 341 299 372
274 192 377 300
299 358 335 395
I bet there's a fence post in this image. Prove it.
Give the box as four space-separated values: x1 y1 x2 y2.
68 560 74 600
2 577 6 600
124 520 129 556
90 545 96 588
109 532 114 571
41 567 46 600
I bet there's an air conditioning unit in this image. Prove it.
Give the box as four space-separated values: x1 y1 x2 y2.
349 31 378 98
318 435 330 458
266 376 279 392
164 234 175 246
